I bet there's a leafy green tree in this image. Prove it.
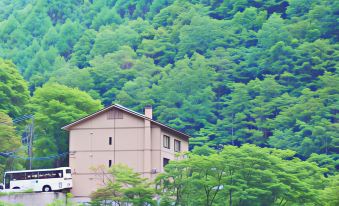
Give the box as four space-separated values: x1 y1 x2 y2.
91 7 122 30
151 54 217 135
56 19 82 59
22 0 52 38
28 83 102 167
91 25 140 57
152 0 206 28
215 76 291 147
257 13 291 49
46 0 83 25
24 47 59 90
147 0 175 19
0 14 18 33
286 0 320 18
70 29 96 69
307 153 338 176
308 0 339 40
157 144 326 206
0 112 21 153
321 174 339 206
0 58 29 117
49 57 97 94
0 112 22 179
91 164 156 205
41 27 59 50
269 73 339 157
176 15 237 59
89 46 140 105
137 27 176 66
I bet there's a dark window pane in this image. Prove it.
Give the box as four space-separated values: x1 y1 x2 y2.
26 172 38 179
163 158 170 167
39 170 63 179
163 135 170 149
174 140 181 152
66 169 71 174
12 173 25 180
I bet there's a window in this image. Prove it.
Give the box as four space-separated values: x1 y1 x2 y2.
109 137 112 145
163 135 170 149
11 173 25 181
26 172 38 180
109 160 112 167
38 170 63 179
174 140 181 152
66 169 71 174
163 158 170 167
107 109 123 119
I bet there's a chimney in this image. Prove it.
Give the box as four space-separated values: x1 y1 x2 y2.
144 105 153 119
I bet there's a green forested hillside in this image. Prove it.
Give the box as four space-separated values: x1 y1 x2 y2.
0 0 338 173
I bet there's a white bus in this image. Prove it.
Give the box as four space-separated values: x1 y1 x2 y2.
0 167 72 192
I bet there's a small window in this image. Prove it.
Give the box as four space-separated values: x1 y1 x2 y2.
107 109 123 119
163 135 170 149
26 172 38 180
174 140 181 152
163 158 170 167
162 158 169 167
109 160 112 167
109 137 112 145
66 169 71 174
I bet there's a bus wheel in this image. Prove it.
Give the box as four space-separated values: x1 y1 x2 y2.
42 185 52 192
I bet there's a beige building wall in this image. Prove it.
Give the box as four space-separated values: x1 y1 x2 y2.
67 107 189 197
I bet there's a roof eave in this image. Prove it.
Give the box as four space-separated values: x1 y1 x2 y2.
61 104 191 138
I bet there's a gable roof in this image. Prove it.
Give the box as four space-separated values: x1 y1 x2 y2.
61 104 190 139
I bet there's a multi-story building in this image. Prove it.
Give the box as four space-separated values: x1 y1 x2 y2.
62 104 190 199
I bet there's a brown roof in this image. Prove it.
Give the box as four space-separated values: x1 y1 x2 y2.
61 104 190 139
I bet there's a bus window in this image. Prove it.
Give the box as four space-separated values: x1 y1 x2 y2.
26 172 38 180
12 173 26 181
39 170 63 179
56 171 63 178
66 169 71 174
39 171 51 179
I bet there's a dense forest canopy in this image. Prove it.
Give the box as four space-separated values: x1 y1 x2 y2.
0 0 338 191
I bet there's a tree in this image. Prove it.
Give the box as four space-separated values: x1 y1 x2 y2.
215 76 290 147
24 47 59 90
49 63 96 94
28 83 102 168
0 112 21 153
269 73 339 157
151 54 217 135
91 7 122 30
257 13 291 49
22 0 52 38
89 46 140 105
0 112 21 179
91 164 156 205
137 27 176 66
0 58 29 117
157 144 327 206
56 19 82 59
320 175 339 206
70 29 96 69
91 25 140 57
176 15 237 59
